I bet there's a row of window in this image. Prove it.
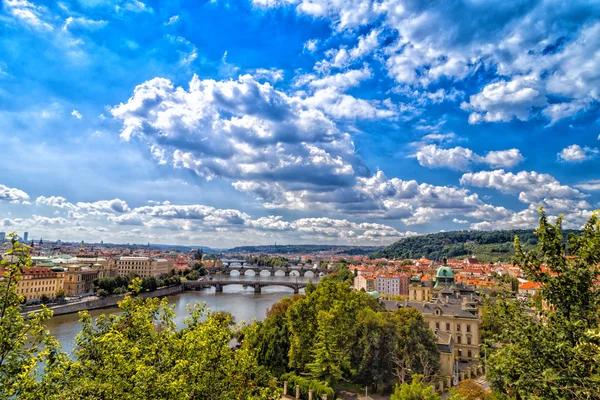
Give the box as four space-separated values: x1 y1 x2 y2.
21 279 59 286
434 321 473 333
17 287 57 294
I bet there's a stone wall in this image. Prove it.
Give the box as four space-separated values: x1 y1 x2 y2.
22 285 183 317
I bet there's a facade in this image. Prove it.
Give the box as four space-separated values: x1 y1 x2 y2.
63 266 101 296
15 267 64 302
436 331 455 378
353 274 375 292
375 274 409 296
409 280 433 302
116 256 172 278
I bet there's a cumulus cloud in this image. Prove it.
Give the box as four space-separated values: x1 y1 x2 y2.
415 145 523 171
111 74 368 205
558 144 599 162
76 199 130 214
460 169 587 208
0 184 30 203
257 0 600 124
71 109 83 119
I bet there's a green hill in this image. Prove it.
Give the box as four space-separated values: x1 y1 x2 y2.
371 229 579 263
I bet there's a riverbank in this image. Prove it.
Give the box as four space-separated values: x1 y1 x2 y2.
21 285 183 317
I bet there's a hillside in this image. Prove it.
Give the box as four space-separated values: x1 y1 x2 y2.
371 229 579 263
227 244 383 255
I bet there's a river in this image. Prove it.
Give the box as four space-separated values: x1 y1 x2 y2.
46 273 319 355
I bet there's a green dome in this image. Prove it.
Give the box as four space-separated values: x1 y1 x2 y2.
51 267 65 272
434 265 455 289
435 265 454 279
367 291 381 299
410 275 421 283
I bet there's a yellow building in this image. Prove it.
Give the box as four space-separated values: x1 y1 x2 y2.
116 256 172 278
15 267 64 302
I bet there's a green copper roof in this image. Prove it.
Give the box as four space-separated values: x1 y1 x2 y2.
435 265 454 279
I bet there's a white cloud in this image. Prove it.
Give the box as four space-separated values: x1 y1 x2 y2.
0 184 30 203
3 0 54 30
460 169 587 208
452 218 468 224
303 39 318 53
165 15 179 25
558 144 599 162
71 109 83 119
575 180 600 191
462 75 547 124
62 16 107 31
77 199 130 214
253 68 284 82
35 196 77 210
415 145 523 171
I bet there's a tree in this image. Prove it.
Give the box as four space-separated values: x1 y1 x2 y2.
55 289 66 301
485 210 600 399
391 374 440 400
0 235 64 399
449 380 491 400
307 311 345 383
391 308 440 384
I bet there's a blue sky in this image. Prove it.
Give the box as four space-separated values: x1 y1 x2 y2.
0 0 599 247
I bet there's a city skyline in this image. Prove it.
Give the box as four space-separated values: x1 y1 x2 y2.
1 0 599 247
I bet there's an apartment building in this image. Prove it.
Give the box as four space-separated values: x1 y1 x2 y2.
14 267 64 302
375 274 409 296
116 256 172 278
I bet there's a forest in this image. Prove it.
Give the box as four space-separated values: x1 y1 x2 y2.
371 229 580 263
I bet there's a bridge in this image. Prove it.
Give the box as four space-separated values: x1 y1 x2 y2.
183 279 308 294
208 265 331 277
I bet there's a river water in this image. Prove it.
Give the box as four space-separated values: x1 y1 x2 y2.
46 273 319 355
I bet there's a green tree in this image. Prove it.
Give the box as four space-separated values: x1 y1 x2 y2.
307 310 345 383
486 210 600 399
0 235 64 399
449 379 491 400
391 374 440 400
391 308 440 384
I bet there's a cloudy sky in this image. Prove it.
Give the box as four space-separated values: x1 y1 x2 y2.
0 0 599 247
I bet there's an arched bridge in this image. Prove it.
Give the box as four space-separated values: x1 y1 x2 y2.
209 265 331 277
183 279 308 294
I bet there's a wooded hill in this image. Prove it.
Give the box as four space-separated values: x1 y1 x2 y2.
371 229 579 263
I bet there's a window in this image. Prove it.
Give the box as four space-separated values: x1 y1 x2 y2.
467 337 472 345
468 350 472 358
467 324 471 333
446 323 450 331
457 335 461 344
457 324 461 331
435 322 440 329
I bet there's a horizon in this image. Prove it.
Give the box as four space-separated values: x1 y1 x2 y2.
1 0 599 248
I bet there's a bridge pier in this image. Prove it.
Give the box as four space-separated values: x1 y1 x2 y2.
215 284 223 293
293 286 299 295
254 285 261 294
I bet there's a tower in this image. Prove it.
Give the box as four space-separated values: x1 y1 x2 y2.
23 232 29 242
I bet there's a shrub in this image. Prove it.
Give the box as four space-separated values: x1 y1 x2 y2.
281 373 334 399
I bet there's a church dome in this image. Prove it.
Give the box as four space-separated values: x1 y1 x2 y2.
434 265 455 289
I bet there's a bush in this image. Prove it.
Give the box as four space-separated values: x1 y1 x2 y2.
281 373 334 400
96 288 108 298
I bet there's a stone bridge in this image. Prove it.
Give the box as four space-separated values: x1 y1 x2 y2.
208 265 331 277
183 279 308 294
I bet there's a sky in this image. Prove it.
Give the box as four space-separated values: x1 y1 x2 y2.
0 0 599 248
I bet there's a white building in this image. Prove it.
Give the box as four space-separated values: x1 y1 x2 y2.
116 256 172 278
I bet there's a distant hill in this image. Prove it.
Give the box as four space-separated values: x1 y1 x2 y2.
371 229 579 263
226 244 383 256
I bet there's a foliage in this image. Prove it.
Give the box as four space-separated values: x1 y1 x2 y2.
55 289 66 301
0 235 64 399
390 374 440 400
372 229 578 263
280 372 335 400
485 210 600 399
191 261 207 276
186 269 200 281
448 379 491 400
248 278 439 392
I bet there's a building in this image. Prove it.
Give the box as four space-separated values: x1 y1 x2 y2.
375 274 409 296
409 278 433 302
0 232 5 243
23 232 28 242
13 267 64 302
116 256 172 278
436 331 455 378
353 274 375 292
382 264 483 362
63 266 102 296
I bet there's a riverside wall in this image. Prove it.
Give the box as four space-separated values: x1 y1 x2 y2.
22 285 183 317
